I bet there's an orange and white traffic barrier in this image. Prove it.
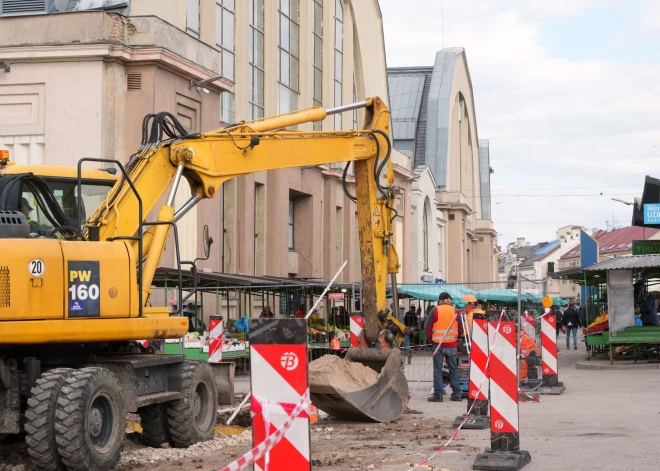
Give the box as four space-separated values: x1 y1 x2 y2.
349 315 364 347
248 318 311 470
209 315 223 363
539 310 566 394
473 320 531 471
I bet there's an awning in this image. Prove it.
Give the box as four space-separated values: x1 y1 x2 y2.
397 284 475 308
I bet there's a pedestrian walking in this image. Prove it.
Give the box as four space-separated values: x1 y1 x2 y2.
426 292 462 402
562 304 581 350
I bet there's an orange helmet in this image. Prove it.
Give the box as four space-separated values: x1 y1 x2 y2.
462 294 477 304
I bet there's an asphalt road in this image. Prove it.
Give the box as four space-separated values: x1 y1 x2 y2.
390 335 660 471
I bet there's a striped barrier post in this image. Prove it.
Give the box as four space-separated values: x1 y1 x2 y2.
521 312 536 342
473 320 531 471
209 316 223 364
248 318 311 471
349 315 364 347
453 313 489 429
539 310 566 395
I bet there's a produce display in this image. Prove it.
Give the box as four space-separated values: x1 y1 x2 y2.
588 313 609 333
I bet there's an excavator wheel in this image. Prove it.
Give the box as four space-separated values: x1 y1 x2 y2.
166 360 217 448
54 367 126 471
139 403 172 448
25 368 75 471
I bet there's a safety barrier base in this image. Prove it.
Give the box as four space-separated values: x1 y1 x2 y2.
473 449 531 471
518 390 540 402
520 379 543 389
452 413 489 429
537 382 566 395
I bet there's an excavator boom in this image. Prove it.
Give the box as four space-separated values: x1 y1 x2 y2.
81 97 407 422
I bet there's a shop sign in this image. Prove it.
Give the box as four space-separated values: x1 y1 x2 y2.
644 203 660 224
632 240 660 255
328 293 344 300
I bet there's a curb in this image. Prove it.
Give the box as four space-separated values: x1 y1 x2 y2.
575 361 660 370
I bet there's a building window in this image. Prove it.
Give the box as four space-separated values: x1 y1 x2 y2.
313 0 324 131
220 92 234 124
289 198 295 249
423 203 429 270
216 0 235 81
249 0 265 120
278 0 300 116
187 0 200 38
333 0 343 130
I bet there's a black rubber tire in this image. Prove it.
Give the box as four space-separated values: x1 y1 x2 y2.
24 368 75 471
166 360 217 448
138 403 172 447
54 367 126 471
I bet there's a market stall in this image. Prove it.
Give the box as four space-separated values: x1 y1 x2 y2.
553 255 660 363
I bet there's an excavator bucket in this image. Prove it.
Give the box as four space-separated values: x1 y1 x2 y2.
309 347 409 422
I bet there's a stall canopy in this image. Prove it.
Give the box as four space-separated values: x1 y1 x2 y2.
552 297 567 307
475 287 526 303
397 284 474 307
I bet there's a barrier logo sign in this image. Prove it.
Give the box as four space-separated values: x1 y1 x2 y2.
281 352 299 371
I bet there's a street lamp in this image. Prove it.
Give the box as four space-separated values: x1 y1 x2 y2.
611 198 633 206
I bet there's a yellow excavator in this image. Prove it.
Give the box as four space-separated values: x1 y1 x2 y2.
0 97 408 470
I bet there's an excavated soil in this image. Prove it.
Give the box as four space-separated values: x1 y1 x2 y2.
309 354 379 391
0 411 468 471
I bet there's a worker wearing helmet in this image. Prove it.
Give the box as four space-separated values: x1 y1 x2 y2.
426 292 462 402
461 294 485 335
519 329 541 382
20 197 50 235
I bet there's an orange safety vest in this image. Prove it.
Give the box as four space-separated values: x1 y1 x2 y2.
520 334 540 357
431 305 458 344
465 307 485 333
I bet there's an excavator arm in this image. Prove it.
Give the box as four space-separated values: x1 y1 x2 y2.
85 98 399 344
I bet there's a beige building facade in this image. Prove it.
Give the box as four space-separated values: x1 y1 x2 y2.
388 50 498 283
0 0 414 305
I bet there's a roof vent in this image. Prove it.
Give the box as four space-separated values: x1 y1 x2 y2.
127 73 142 91
1 0 53 16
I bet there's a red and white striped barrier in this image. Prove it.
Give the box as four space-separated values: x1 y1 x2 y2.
220 390 311 471
473 320 531 470
248 319 310 471
539 310 566 394
453 314 489 429
209 316 223 364
349 315 364 347
521 312 536 342
469 318 489 404
488 321 519 437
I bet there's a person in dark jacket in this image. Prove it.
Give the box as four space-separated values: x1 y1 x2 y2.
640 292 660 326
562 304 581 349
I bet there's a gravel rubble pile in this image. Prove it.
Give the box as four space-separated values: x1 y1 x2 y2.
119 431 252 465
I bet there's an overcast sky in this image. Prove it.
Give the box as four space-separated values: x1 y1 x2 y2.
379 0 660 247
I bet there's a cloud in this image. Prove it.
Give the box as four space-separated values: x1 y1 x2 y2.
379 0 659 247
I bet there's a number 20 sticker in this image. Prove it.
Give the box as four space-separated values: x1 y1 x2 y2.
29 259 45 277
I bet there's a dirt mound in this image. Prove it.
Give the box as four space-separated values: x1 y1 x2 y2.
309 355 379 391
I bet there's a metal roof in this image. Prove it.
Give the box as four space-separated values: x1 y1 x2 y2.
560 226 660 259
583 255 660 271
387 72 428 141
519 240 560 267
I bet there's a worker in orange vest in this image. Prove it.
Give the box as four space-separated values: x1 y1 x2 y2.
461 294 485 335
519 330 541 382
426 292 462 402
